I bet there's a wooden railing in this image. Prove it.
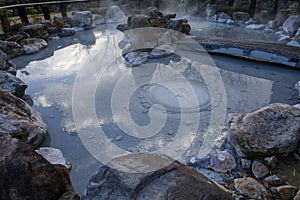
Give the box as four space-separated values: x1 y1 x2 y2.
0 0 96 33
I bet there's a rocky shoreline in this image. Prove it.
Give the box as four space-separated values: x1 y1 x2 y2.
0 3 300 200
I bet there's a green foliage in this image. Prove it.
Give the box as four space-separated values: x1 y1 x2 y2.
288 2 299 15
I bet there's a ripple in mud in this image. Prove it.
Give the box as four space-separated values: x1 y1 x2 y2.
139 80 211 113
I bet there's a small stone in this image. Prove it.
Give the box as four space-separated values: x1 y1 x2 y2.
189 157 196 164
114 135 123 141
245 24 266 30
234 177 266 199
264 156 278 169
263 175 288 188
124 51 148 67
276 185 298 200
252 160 269 179
208 150 237 173
35 147 72 170
57 28 76 37
240 159 251 169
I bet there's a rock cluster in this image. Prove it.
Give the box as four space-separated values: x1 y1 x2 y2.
190 103 300 200
200 0 300 47
117 7 191 35
0 37 78 199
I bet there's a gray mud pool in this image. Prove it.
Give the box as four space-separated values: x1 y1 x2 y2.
13 22 300 195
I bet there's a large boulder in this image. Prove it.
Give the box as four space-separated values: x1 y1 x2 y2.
0 88 47 147
0 40 24 58
71 11 93 28
0 136 79 200
19 38 48 55
227 103 300 158
92 14 105 26
20 24 49 39
83 154 232 200
217 12 231 23
0 70 27 97
128 15 151 29
105 5 127 23
283 15 300 34
5 31 30 43
57 28 76 37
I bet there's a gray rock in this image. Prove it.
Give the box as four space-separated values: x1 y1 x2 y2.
245 18 257 25
278 35 292 44
105 5 127 23
245 24 266 30
0 40 24 58
234 177 266 199
227 103 300 158
57 28 76 37
47 27 60 34
217 12 231 23
283 15 300 34
252 160 269 179
226 19 235 25
264 156 278 169
0 70 27 97
276 185 298 200
0 88 47 147
19 38 48 55
124 51 148 67
287 35 300 47
0 50 8 70
240 158 251 169
233 12 250 21
83 154 232 200
149 45 175 59
0 136 79 200
71 11 92 28
166 19 191 34
116 24 129 32
92 14 105 26
263 175 288 188
35 147 72 170
128 15 151 29
207 149 237 173
5 31 30 43
275 30 289 38
19 24 48 39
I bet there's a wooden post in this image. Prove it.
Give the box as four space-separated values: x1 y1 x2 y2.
136 0 141 8
60 4 67 19
0 11 10 33
42 6 51 20
154 0 159 9
249 0 257 18
17 7 29 24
